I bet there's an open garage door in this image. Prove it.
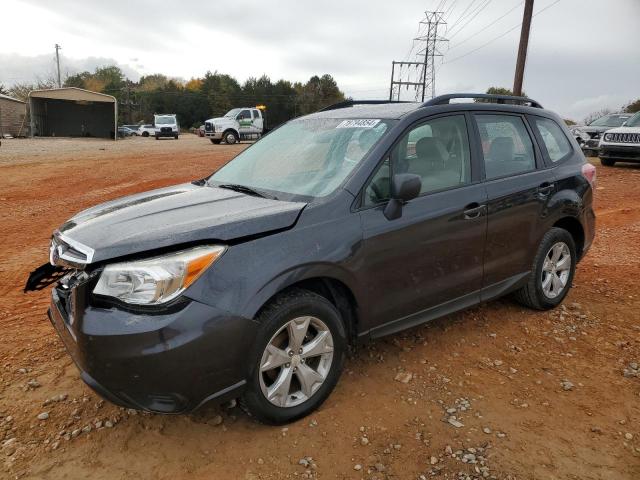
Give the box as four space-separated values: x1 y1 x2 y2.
29 87 117 139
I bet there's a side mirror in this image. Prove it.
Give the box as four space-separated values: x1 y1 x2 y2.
383 173 421 220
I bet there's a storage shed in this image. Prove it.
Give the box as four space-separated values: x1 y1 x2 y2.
29 87 117 139
0 93 27 137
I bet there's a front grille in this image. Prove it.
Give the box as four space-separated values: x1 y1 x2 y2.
204 122 213 132
605 132 640 144
160 127 172 133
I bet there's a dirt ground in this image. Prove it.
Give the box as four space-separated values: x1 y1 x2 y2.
0 135 638 480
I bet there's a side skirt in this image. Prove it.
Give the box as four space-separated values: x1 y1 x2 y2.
359 271 531 341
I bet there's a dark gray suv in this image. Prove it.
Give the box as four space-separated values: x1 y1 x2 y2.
26 94 596 424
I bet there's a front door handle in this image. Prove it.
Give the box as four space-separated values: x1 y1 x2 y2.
463 203 486 219
538 182 555 196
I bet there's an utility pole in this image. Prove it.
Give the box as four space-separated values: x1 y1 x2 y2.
55 44 62 88
389 11 447 102
513 0 534 97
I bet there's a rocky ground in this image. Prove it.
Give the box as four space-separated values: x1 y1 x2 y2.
0 136 638 480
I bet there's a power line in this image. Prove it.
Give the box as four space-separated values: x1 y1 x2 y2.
448 0 493 39
448 1 524 51
447 0 478 32
443 0 561 65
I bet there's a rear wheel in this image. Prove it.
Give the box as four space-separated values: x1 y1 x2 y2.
242 289 346 424
600 158 616 167
142 131 149 137
155 135 159 140
174 135 179 140
514 228 576 310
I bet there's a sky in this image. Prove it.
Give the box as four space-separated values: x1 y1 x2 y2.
1 0 638 121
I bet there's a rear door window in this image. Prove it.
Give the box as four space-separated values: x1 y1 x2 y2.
475 114 536 180
532 117 572 163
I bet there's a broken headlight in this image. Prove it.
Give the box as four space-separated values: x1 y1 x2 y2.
93 245 225 305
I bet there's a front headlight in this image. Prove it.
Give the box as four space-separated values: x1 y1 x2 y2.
93 245 225 305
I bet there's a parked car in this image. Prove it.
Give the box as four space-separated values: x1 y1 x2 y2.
117 126 136 138
571 113 633 156
122 125 141 136
26 93 595 424
138 124 156 137
598 111 640 166
154 114 179 140
204 107 264 144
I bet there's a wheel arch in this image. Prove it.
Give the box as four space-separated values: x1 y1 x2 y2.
552 216 585 260
249 271 361 344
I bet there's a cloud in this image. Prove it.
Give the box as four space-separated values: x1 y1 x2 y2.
0 53 142 87
2 0 638 119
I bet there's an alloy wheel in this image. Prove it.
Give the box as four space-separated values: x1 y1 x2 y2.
226 133 237 144
541 242 571 299
259 316 334 408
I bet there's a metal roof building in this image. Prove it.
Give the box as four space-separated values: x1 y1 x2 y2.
29 87 117 139
0 93 27 137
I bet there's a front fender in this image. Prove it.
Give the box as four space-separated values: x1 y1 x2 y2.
242 262 361 320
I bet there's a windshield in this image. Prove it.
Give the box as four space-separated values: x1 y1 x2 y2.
155 116 176 125
224 108 242 118
209 118 393 198
626 112 640 127
589 114 631 127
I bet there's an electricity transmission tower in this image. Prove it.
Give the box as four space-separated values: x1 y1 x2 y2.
389 11 447 102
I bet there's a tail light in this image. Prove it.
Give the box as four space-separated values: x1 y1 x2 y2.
582 162 597 188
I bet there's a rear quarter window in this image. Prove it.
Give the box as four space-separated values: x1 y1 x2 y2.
532 117 572 163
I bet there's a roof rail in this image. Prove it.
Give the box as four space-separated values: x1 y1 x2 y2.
319 99 412 112
422 93 543 109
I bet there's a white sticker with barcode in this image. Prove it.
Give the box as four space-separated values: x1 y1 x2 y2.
335 119 381 129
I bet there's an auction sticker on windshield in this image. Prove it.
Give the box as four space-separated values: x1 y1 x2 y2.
336 119 381 129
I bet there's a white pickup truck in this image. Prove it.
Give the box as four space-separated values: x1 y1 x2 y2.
204 108 264 144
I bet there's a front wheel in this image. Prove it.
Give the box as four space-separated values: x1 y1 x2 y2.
600 158 616 167
223 130 238 145
242 289 346 424
514 228 576 310
142 131 149 137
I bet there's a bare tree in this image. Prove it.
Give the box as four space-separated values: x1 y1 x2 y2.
583 108 612 125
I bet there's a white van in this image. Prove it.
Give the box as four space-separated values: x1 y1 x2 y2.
154 114 179 140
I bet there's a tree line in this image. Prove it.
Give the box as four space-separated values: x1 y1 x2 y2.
0 66 346 129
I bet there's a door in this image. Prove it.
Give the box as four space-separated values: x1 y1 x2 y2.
473 113 554 298
251 109 264 133
236 109 253 134
358 114 487 335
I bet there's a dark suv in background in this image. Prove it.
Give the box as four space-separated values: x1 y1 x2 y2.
27 93 596 424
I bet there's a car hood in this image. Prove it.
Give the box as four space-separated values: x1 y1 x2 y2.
580 126 613 134
57 182 306 264
603 126 640 134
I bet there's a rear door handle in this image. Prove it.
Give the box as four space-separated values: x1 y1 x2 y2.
538 182 555 196
463 202 486 219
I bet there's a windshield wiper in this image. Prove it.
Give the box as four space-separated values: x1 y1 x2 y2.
217 183 276 200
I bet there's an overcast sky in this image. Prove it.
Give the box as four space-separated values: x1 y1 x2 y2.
1 0 638 121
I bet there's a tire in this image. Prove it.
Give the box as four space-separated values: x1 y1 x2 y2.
223 130 238 145
210 138 221 144
155 135 159 140
600 158 616 167
242 289 347 424
174 135 179 140
142 131 149 138
514 227 577 310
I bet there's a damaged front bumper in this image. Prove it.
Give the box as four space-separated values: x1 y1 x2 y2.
45 270 252 413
